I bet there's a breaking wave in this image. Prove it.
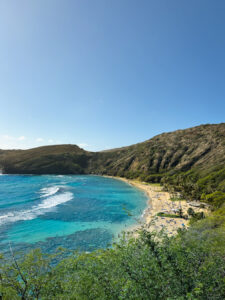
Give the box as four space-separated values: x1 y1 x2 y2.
40 186 60 198
0 186 73 226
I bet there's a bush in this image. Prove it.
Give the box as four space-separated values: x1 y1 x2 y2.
187 207 195 216
203 191 225 209
1 227 225 299
145 174 162 183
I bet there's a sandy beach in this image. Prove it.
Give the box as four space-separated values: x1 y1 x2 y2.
110 177 208 236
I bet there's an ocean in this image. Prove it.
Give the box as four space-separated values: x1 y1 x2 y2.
0 175 148 255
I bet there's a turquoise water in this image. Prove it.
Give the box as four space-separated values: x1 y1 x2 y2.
0 175 147 254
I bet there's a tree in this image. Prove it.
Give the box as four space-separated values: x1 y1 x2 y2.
187 207 195 217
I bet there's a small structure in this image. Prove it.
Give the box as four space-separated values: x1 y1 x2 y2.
188 201 203 208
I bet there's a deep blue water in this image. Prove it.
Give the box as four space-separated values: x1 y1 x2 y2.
0 175 147 255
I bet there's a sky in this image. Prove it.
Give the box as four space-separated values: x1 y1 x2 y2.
0 0 225 151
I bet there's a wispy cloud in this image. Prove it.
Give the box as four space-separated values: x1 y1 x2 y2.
36 138 44 143
77 143 89 149
18 136 26 141
0 135 94 151
2 134 13 140
0 134 27 149
2 135 26 141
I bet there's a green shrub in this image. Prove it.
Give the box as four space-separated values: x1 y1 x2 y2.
1 226 225 299
157 212 183 218
203 191 225 209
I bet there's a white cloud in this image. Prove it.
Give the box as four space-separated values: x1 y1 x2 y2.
18 136 26 141
2 135 26 141
0 135 94 151
0 134 28 149
0 143 11 149
77 143 91 150
36 138 44 143
2 134 13 140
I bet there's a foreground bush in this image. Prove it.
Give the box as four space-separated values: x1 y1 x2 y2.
1 219 225 299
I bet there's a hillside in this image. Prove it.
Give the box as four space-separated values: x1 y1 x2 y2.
1 123 225 299
0 144 92 175
1 123 225 207
88 123 225 176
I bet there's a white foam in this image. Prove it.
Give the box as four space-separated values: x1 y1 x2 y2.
38 192 73 209
40 186 60 198
0 191 73 226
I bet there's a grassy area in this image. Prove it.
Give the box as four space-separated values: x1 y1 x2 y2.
170 197 186 201
148 183 161 187
156 212 183 218
141 182 161 187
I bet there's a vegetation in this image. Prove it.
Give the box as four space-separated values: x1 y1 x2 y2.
161 167 225 209
0 124 224 210
156 212 183 218
0 123 225 298
1 213 225 299
170 197 186 201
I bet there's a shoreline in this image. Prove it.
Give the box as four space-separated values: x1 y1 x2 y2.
106 176 208 236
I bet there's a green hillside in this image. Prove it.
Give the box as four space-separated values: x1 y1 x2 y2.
1 123 224 209
1 123 225 299
93 123 225 176
0 145 91 175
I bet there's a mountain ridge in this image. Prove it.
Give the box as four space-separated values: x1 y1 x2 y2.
1 123 225 207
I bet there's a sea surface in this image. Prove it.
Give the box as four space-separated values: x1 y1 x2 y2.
0 175 148 255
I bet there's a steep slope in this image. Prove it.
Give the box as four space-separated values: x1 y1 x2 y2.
88 123 225 205
88 123 225 176
0 123 225 205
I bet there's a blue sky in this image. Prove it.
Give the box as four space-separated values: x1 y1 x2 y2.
0 0 224 151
